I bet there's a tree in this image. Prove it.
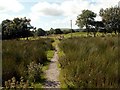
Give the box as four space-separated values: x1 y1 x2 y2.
54 28 63 34
99 6 120 34
63 29 71 34
2 17 33 40
2 19 15 39
90 21 105 37
37 28 46 36
49 28 55 35
76 10 96 36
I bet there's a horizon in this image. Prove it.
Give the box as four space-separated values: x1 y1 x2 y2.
0 0 119 30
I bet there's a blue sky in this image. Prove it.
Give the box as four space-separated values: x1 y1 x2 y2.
0 0 119 30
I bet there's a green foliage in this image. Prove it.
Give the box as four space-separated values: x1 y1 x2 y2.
99 6 120 34
2 17 33 40
47 50 54 60
59 37 119 88
36 28 46 36
54 28 63 34
76 10 96 29
27 62 42 83
2 38 53 86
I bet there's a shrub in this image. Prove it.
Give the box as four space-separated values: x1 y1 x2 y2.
27 62 42 83
2 38 53 86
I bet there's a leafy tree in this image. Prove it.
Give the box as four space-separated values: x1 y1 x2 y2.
37 28 46 36
76 10 96 36
46 31 50 35
54 28 63 34
90 21 105 37
49 28 55 34
99 6 120 34
2 19 15 39
63 29 71 34
2 17 33 40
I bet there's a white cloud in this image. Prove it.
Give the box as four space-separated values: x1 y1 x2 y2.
89 0 119 14
60 0 89 16
30 0 90 17
0 0 24 13
51 15 78 29
31 0 119 17
29 0 90 29
31 1 63 16
0 13 27 24
30 0 120 29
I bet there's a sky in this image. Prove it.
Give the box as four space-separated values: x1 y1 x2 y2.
0 0 119 30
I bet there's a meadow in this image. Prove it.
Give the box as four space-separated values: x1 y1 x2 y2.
2 38 54 88
59 36 119 88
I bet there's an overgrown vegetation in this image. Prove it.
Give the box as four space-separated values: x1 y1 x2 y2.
2 38 54 88
59 36 119 88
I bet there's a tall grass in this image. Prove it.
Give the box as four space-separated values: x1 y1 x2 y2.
2 38 54 85
59 36 119 88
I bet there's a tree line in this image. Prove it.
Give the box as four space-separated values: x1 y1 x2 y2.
76 6 120 37
1 17 74 40
1 6 120 40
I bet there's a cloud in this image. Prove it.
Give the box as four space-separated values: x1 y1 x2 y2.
31 0 90 17
61 0 89 16
31 0 119 17
89 0 119 14
0 13 27 24
0 0 24 13
29 0 120 29
51 15 78 29
31 2 63 16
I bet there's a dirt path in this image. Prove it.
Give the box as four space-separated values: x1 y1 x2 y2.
43 45 60 88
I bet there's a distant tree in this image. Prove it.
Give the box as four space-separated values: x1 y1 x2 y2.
49 28 55 35
63 29 70 34
31 27 37 36
37 28 46 36
54 28 63 34
76 10 96 36
99 6 120 34
90 21 105 37
46 31 50 35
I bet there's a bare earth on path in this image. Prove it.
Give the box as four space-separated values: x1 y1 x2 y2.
43 45 60 88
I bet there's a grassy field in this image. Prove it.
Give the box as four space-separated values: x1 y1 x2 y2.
61 32 117 39
2 38 54 88
59 36 119 88
2 31 119 88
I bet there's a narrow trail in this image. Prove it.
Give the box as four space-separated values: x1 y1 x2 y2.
43 45 60 88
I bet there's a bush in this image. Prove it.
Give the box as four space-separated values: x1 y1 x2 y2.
27 62 42 83
2 38 53 86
